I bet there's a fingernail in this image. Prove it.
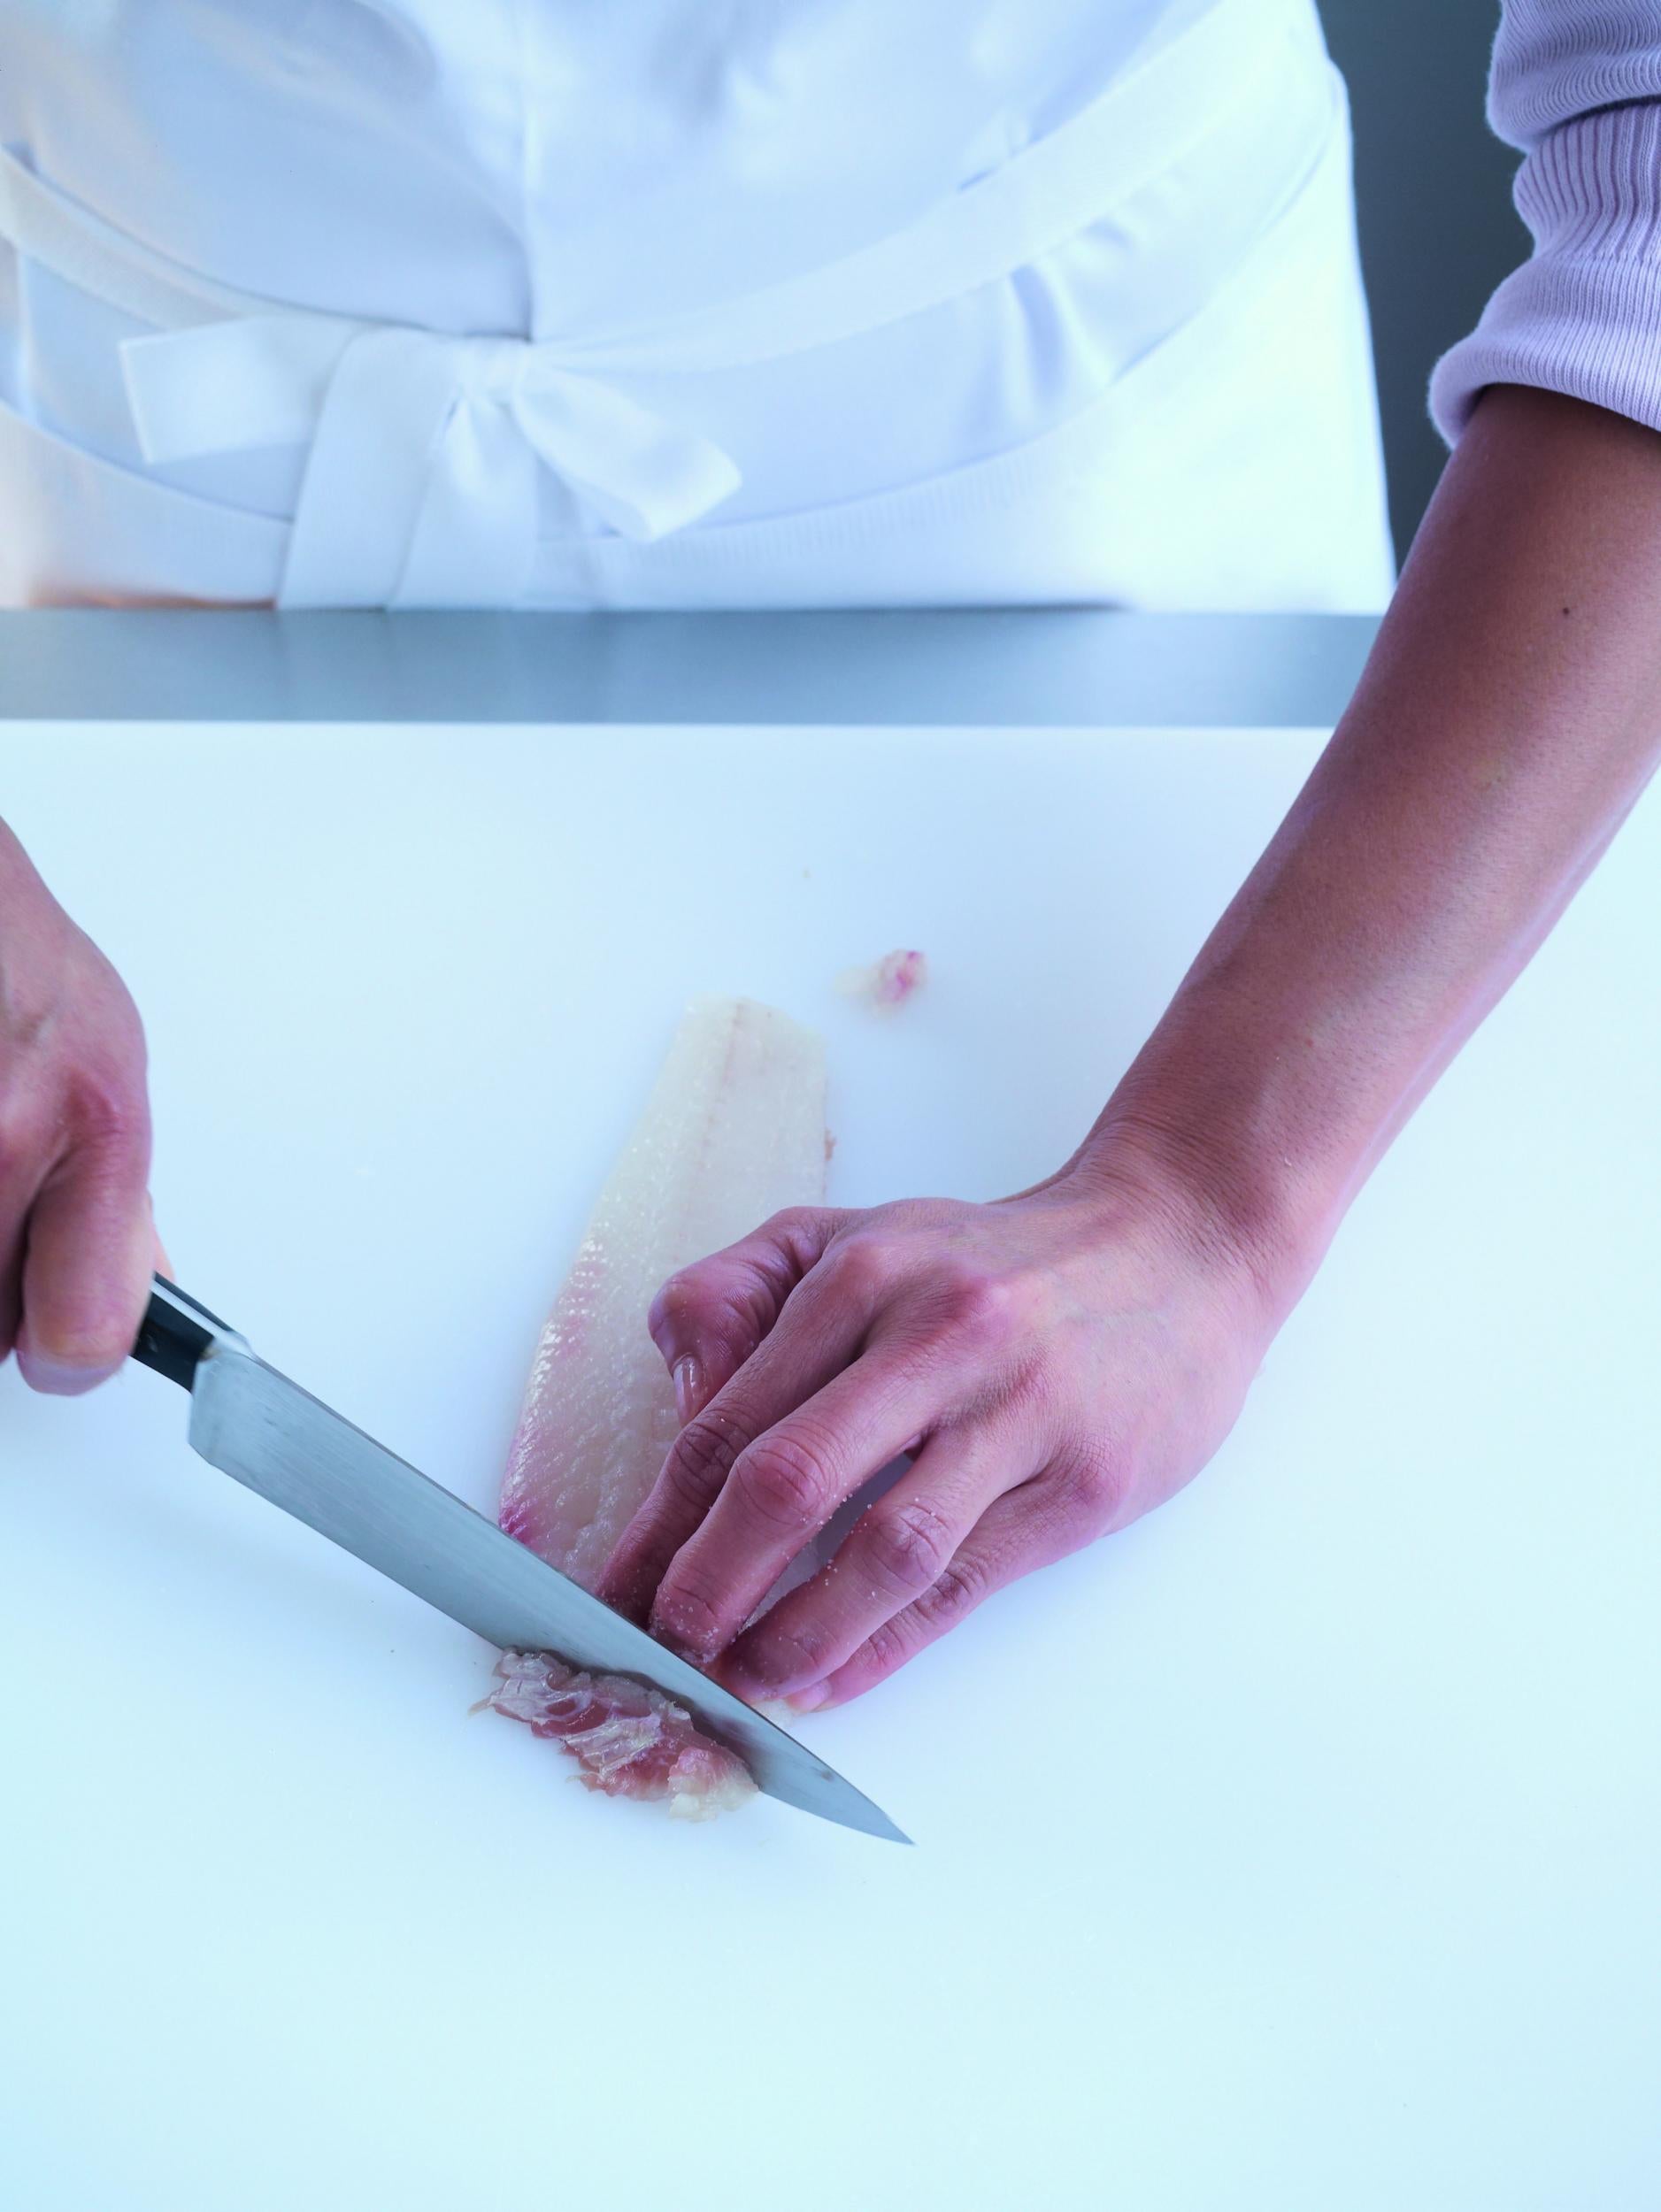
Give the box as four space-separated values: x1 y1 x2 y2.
788 1682 832 1714
18 1352 119 1397
673 1356 703 1426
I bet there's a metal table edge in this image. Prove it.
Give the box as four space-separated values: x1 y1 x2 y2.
0 609 1379 727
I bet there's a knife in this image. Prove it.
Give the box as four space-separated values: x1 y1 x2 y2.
131 1276 908 1845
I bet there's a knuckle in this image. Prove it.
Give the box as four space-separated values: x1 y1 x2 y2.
938 1265 1032 1348
662 1416 741 1513
750 1617 834 1683
862 1498 956 1594
63 1064 149 1162
733 1429 829 1531
649 1262 728 1341
824 1233 892 1299
916 1551 987 1625
652 1573 726 1656
859 1615 915 1678
767 1206 823 1242
1058 1446 1126 1529
650 1267 701 1327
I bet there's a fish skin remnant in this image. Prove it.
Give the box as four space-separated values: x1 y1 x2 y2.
835 949 927 1009
490 995 828 1816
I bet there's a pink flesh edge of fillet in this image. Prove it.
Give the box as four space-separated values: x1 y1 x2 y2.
489 995 827 1816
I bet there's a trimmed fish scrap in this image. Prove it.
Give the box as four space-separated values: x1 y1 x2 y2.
488 1652 755 1819
835 947 927 1008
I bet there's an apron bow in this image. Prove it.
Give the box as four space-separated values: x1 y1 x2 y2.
119 315 742 606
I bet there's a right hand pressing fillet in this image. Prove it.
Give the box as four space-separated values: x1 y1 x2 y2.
0 818 162 1394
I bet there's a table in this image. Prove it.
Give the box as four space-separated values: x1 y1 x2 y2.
0 611 1655 2212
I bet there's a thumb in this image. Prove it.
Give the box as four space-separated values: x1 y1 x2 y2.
649 1205 840 1426
15 1141 156 1394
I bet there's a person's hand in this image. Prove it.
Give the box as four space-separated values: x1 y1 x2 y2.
596 1149 1282 1711
0 820 163 1394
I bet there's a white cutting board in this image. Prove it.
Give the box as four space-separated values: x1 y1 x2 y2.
0 721 1657 2212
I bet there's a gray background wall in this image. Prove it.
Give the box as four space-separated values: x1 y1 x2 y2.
1319 1 1529 563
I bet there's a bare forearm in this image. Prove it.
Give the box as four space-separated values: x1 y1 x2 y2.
1087 386 1661 1310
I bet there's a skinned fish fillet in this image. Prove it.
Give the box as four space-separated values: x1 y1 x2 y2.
490 995 828 1815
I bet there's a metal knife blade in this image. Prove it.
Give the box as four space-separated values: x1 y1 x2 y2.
134 1279 908 1845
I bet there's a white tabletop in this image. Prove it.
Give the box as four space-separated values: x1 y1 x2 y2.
1 716 1656 2211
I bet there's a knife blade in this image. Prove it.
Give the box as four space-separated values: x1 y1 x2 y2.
132 1277 908 1844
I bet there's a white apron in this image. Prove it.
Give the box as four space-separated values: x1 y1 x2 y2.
0 0 1395 613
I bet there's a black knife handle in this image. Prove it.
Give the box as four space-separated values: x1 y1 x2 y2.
131 1276 238 1391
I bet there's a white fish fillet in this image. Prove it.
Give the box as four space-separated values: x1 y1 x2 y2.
490 995 828 1813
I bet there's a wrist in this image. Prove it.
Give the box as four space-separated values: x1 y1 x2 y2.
1063 996 1360 1331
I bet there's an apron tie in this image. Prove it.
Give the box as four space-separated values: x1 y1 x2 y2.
119 314 743 606
0 0 1333 608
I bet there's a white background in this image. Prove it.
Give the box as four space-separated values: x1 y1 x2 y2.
1 720 1657 2209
